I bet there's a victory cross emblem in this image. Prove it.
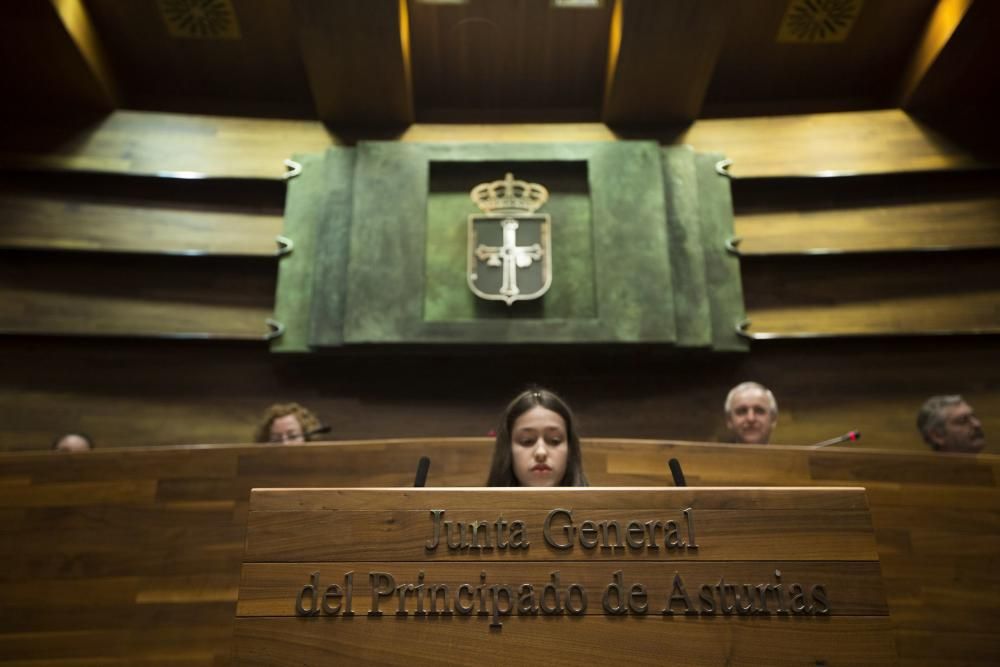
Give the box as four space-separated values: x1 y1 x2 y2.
467 172 552 305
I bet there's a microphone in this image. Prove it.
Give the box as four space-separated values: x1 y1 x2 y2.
414 456 431 488
305 425 332 439
811 431 861 449
668 458 687 487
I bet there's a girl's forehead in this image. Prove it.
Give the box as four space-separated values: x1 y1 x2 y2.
513 406 566 429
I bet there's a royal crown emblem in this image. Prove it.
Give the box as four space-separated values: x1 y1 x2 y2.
467 173 552 305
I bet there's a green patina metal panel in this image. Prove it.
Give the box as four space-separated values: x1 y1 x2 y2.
277 141 745 351
307 148 355 348
271 151 340 353
696 153 749 352
342 142 427 343
339 141 675 345
589 142 674 342
661 146 711 348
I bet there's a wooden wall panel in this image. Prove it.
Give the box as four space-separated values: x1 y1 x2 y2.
702 0 937 115
0 440 996 665
0 108 991 179
84 0 315 118
602 0 729 124
234 616 898 666
0 337 996 453
742 251 1000 336
731 170 1000 261
294 0 414 125
0 254 275 338
735 196 1000 254
409 0 611 121
0 192 283 255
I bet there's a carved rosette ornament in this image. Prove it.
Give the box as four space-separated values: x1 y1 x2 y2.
467 172 552 306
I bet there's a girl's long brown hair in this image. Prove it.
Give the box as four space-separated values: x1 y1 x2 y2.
486 387 588 487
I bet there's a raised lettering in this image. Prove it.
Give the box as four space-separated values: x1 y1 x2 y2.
495 516 510 549
445 521 465 550
811 584 830 615
599 520 622 550
295 571 320 616
517 584 538 615
455 584 475 615
543 509 574 550
540 571 564 615
509 520 529 549
626 521 645 549
425 510 444 551
566 584 587 615
790 583 808 614
489 585 514 628
322 584 342 615
698 584 715 614
643 520 662 550
664 520 682 549
602 570 628 615
733 584 755 615
468 521 493 551
368 572 395 617
683 507 698 550
629 583 648 614
579 520 599 549
662 572 696 615
428 583 451 615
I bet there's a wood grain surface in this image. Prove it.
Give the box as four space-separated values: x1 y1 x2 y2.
233 616 898 666
1 439 995 665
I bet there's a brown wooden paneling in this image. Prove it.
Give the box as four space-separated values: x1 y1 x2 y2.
234 615 897 666
238 486 887 663
742 251 1000 335
735 196 1000 254
0 336 998 453
83 0 315 118
0 1 116 118
702 0 937 116
2 109 992 179
0 253 275 338
248 487 869 511
602 0 730 124
0 440 995 665
293 0 413 125
0 111 335 177
679 109 994 177
901 0 1000 112
408 0 611 121
0 192 283 255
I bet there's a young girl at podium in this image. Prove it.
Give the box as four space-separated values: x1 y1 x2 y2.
487 387 589 487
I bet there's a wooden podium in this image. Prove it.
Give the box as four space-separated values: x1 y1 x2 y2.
234 487 895 666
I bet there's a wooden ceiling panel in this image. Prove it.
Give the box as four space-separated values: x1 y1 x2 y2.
902 0 1000 110
702 0 938 116
0 1 116 118
603 0 733 125
82 0 314 117
408 0 612 121
2 1 993 128
293 0 413 126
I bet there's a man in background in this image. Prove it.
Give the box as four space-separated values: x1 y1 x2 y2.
52 433 94 452
917 395 985 453
724 382 778 445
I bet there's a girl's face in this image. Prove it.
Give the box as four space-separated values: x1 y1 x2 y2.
511 406 568 487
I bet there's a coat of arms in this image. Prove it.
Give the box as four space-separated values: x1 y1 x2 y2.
467 172 552 305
